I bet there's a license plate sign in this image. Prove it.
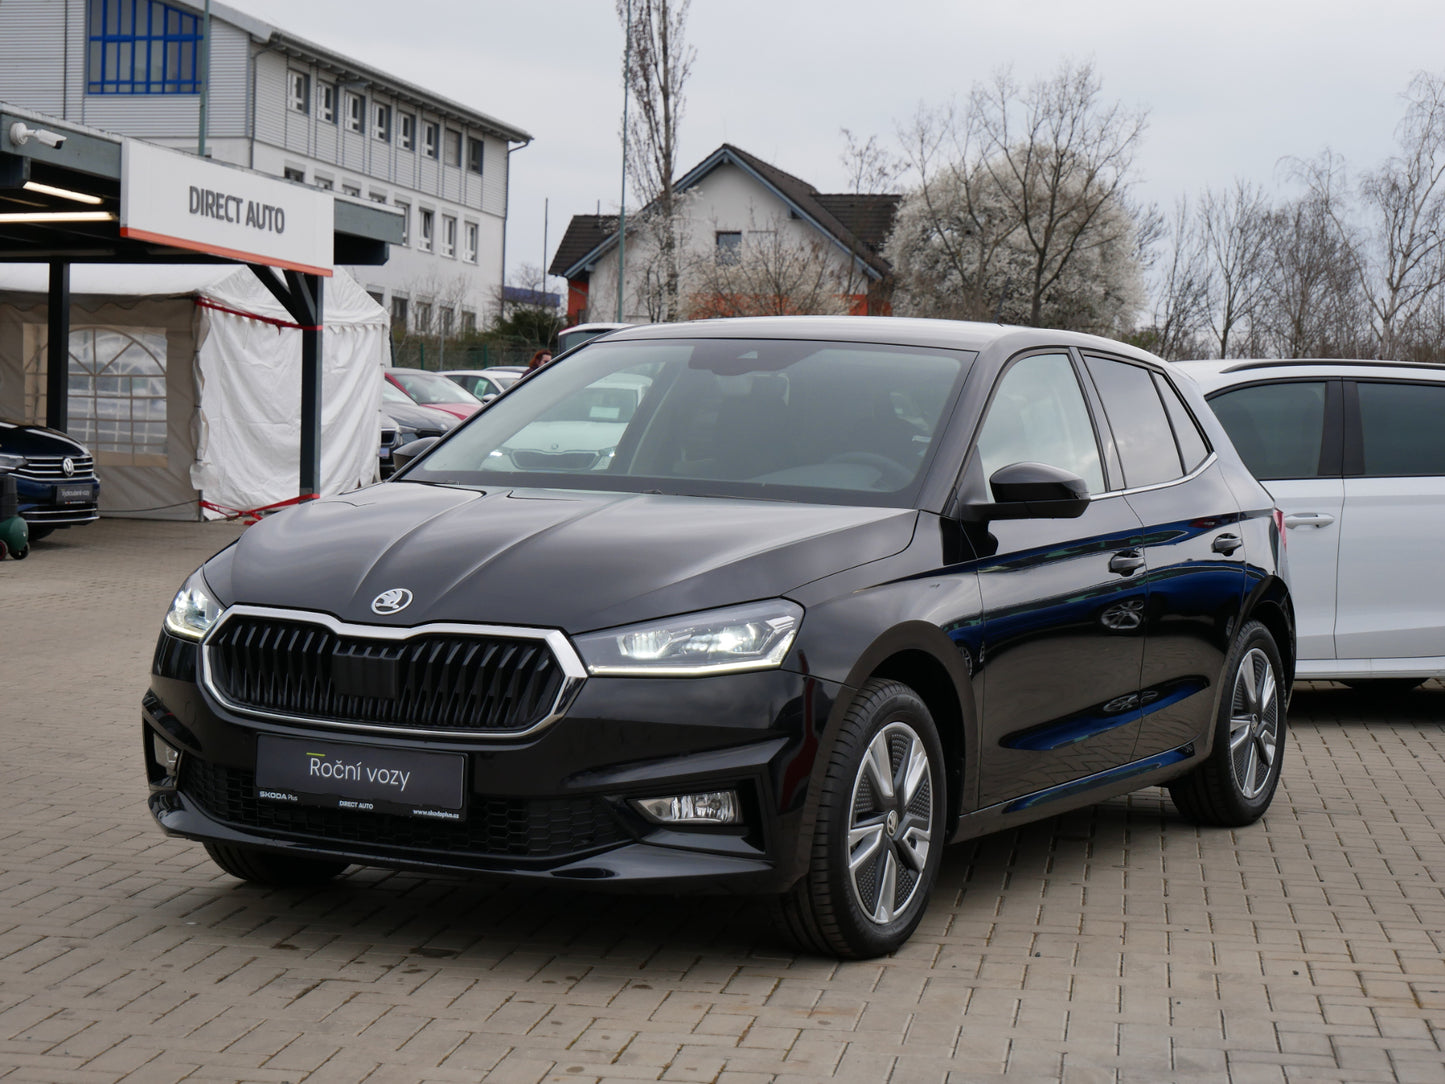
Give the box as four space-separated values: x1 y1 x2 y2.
255 735 466 820
56 483 93 503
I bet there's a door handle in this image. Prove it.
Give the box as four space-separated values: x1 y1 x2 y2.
1109 550 1145 575
1211 533 1243 555
1282 512 1335 529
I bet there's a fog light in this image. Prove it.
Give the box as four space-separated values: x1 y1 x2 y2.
633 790 741 825
151 732 180 774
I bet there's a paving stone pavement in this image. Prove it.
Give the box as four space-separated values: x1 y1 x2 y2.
2 518 1444 1084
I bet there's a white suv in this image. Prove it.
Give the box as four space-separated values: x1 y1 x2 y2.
1175 358 1445 691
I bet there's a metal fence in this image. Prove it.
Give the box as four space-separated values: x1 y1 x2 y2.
389 336 538 372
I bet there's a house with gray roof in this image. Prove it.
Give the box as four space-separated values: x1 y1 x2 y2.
550 144 898 325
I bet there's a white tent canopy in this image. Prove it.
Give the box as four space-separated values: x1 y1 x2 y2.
0 263 386 520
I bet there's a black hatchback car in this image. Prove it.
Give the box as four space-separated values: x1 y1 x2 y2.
146 317 1293 958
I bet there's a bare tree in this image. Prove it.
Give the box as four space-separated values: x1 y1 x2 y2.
1352 73 1445 357
687 212 854 318
1139 196 1212 359
1197 180 1271 357
839 128 904 195
1256 191 1367 358
617 0 695 321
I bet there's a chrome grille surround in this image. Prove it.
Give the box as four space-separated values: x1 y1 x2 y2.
199 605 587 740
15 454 96 481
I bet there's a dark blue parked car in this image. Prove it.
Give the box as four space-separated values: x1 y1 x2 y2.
0 420 100 539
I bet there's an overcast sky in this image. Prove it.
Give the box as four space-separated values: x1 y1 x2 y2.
227 0 1445 296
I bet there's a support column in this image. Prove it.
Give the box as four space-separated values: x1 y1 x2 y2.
46 261 70 432
297 273 323 498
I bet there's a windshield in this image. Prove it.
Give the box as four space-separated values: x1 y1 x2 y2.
389 370 481 405
401 337 971 506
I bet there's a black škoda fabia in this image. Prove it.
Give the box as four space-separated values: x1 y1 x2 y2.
146 317 1294 958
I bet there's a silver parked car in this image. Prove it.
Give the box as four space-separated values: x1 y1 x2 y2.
1175 358 1445 691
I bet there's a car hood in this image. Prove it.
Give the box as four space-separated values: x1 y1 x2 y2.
0 419 90 456
217 482 918 631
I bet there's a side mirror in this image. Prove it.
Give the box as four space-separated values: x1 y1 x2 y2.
391 436 439 473
974 462 1091 520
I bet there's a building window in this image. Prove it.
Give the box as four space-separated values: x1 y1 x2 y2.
314 175 334 191
438 306 454 339
467 137 484 175
345 92 365 133
369 191 388 204
288 71 309 113
394 201 410 246
366 290 385 310
716 231 742 264
415 300 432 333
442 215 457 258
318 82 335 123
460 310 476 335
419 208 434 252
391 296 408 332
86 0 202 95
464 222 478 263
341 183 361 197
283 166 305 183
443 129 462 167
422 122 438 159
398 113 415 152
373 103 391 142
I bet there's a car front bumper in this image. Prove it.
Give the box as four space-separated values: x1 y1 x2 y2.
144 630 844 894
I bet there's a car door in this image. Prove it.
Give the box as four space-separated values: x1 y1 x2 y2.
1206 379 1344 663
1083 355 1251 758
1334 378 1445 660
969 352 1149 807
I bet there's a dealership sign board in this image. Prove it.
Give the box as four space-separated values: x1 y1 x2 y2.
120 140 334 275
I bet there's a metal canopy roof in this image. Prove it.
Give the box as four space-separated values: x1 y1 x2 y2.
0 104 402 266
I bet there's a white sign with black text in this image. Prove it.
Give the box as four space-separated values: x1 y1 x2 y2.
119 139 334 275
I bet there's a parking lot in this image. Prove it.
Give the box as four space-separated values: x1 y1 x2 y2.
2 517 1444 1083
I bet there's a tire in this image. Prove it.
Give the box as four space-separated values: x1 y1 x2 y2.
1341 678 1426 695
11 544 27 560
203 842 349 886
777 679 946 959
1168 620 1286 826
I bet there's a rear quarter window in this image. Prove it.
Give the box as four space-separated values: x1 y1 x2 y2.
1356 380 1445 476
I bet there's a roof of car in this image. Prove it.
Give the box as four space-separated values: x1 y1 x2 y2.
602 316 1166 362
1172 357 1445 392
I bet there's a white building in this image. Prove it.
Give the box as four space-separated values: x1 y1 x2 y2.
551 144 898 325
0 0 531 337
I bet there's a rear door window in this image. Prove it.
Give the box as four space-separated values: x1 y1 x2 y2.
1083 357 1182 487
1207 381 1330 479
1355 381 1445 476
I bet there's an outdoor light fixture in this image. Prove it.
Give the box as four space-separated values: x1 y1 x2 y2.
8 121 66 149
21 180 103 205
0 211 116 223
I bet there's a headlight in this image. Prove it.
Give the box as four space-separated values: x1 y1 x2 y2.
164 568 223 640
575 600 803 676
0 453 26 471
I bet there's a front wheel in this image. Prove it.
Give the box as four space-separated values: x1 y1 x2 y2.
777 679 946 959
204 842 349 886
1168 620 1286 826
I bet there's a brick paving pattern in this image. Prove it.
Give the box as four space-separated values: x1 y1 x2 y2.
2 519 1443 1083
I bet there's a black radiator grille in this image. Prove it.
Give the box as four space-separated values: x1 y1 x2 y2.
206 616 565 733
180 759 629 860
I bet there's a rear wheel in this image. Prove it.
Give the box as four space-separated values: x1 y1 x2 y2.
203 842 349 886
1169 620 1286 826
777 679 945 959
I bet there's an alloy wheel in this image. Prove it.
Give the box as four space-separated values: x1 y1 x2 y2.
1228 646 1279 800
846 721 934 925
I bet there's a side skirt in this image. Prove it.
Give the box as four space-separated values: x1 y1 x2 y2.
947 742 1200 844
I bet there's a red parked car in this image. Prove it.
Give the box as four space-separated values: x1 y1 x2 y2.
384 368 482 421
